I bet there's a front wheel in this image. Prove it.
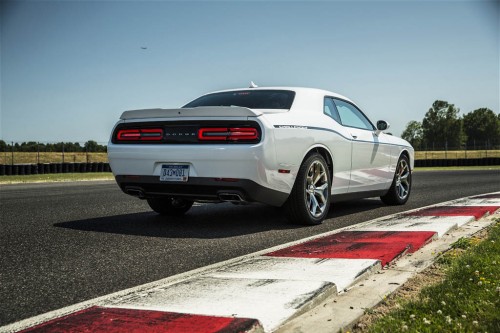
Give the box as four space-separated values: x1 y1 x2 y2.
284 153 331 225
380 155 412 205
147 197 194 216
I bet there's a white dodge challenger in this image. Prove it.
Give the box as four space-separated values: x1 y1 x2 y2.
108 86 413 225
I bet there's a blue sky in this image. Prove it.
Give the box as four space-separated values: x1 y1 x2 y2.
1 0 498 144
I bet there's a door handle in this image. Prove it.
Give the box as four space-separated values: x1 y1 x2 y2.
351 134 358 139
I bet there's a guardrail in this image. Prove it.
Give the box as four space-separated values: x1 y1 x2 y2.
0 163 111 176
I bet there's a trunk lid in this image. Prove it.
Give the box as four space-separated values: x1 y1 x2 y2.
120 106 262 120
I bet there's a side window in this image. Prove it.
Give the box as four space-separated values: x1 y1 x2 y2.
323 97 341 123
333 99 374 130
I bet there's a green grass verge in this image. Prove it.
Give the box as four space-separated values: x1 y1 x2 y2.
415 165 500 172
0 172 114 184
366 220 500 333
0 166 498 184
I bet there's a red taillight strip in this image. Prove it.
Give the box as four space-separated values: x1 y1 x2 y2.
117 129 141 140
197 128 229 141
117 128 163 141
228 127 258 141
198 127 259 141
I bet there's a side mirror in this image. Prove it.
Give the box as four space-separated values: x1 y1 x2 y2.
375 120 390 135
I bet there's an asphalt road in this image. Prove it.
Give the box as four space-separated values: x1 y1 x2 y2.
1 169 499 326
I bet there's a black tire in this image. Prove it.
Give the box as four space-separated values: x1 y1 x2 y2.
284 153 331 225
381 154 412 205
147 197 194 216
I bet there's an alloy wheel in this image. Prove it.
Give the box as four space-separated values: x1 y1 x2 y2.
305 160 329 217
395 159 410 200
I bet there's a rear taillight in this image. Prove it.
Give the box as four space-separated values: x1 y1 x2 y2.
229 128 259 140
198 127 259 142
197 128 229 141
116 128 163 141
113 122 260 144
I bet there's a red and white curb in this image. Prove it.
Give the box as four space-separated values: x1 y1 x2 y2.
2 193 499 333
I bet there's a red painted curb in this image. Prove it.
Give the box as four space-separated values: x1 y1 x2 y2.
326 231 436 253
405 206 499 220
265 231 436 266
266 241 408 267
18 307 263 333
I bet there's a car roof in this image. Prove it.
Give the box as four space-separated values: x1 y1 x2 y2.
185 86 360 114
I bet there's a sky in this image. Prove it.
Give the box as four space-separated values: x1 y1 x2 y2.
1 0 498 144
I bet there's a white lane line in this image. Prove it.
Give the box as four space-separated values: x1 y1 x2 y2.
106 276 336 332
209 257 380 292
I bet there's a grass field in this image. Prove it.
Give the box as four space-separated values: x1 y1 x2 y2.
0 152 108 164
415 150 500 160
0 150 499 165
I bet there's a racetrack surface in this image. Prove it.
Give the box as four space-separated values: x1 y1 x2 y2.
1 170 499 326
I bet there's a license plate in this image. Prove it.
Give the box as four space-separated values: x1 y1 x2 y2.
160 164 189 182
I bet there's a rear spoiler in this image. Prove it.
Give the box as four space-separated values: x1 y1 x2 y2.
120 106 262 120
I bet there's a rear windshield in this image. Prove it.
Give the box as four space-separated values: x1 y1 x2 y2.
183 90 295 109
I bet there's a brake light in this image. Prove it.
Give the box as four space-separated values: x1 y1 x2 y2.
228 128 259 141
197 128 229 141
117 128 163 141
198 127 259 141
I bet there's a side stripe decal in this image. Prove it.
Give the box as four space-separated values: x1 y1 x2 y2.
273 125 410 148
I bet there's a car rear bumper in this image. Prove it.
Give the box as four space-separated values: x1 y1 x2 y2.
108 139 296 198
115 175 288 207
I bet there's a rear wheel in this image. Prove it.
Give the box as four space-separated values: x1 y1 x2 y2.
285 153 331 225
380 155 411 205
147 197 194 216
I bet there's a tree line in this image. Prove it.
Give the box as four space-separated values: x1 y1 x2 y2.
3 103 499 153
0 140 107 153
401 101 500 150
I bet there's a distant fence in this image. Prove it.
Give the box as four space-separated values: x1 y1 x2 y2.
414 149 500 160
1 141 500 176
0 141 113 176
0 162 111 176
0 141 108 165
414 147 500 167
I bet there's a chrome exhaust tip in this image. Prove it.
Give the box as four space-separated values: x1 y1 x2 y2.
126 188 145 198
218 193 245 203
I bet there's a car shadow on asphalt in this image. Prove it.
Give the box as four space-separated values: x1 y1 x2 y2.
54 199 386 239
